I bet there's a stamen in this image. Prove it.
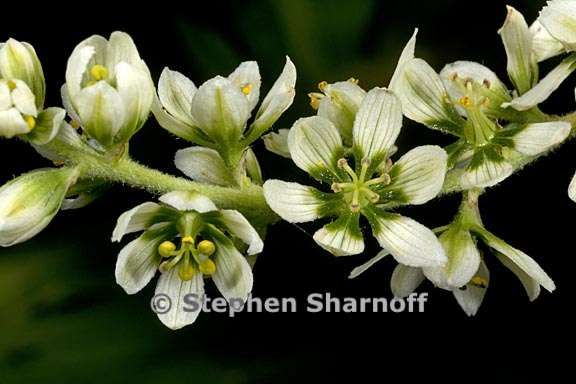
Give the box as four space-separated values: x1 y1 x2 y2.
470 276 488 288
182 236 194 245
199 259 217 275
7 80 16 91
364 174 391 187
449 72 458 81
350 189 360 212
347 77 359 84
90 64 108 81
337 158 358 182
482 79 491 89
241 83 253 95
458 96 472 108
331 183 343 193
308 92 323 110
25 116 36 130
159 251 184 273
197 240 216 256
358 158 370 183
158 241 177 258
70 120 81 129
178 255 196 281
362 188 381 203
318 81 328 92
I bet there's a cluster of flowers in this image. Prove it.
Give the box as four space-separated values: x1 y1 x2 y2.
1 0 576 328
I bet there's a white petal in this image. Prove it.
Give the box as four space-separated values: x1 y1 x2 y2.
228 61 261 112
389 28 418 91
368 211 447 267
11 80 37 116
155 266 204 330
0 108 30 138
263 180 333 223
495 251 540 301
539 0 576 48
159 191 217 213
75 81 125 147
349 249 390 279
65 44 97 98
0 81 11 110
115 224 170 294
115 62 154 137
209 229 254 302
569 170 576 202
190 76 250 142
317 80 366 143
106 31 144 74
151 97 198 142
352 88 402 166
502 54 576 111
391 264 425 298
509 121 570 155
498 6 538 94
477 228 555 292
158 67 197 126
112 202 172 242
530 20 565 62
423 228 481 289
252 56 296 133
288 116 344 179
263 129 291 158
175 146 235 186
0 39 45 106
453 260 489 316
460 156 513 189
394 58 464 135
384 145 447 205
313 212 364 256
25 107 66 145
218 210 264 255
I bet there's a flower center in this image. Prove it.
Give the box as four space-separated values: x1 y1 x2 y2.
331 158 391 212
157 236 217 281
90 64 109 81
449 74 498 146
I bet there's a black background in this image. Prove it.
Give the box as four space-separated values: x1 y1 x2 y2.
0 0 572 380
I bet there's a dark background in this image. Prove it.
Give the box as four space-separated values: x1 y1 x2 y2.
0 0 572 381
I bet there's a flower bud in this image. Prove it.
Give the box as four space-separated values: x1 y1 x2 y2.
63 32 154 149
0 167 78 247
0 78 38 138
0 38 45 108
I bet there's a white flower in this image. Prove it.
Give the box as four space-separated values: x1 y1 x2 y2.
0 39 65 143
503 1 576 111
0 167 79 247
63 32 154 149
113 191 263 330
350 223 555 316
394 53 570 188
264 87 448 267
153 57 296 163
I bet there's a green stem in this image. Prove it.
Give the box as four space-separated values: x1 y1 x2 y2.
45 140 278 227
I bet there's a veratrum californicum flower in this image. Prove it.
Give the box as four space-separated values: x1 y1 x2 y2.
113 191 263 329
264 87 448 268
0 39 65 144
152 58 296 164
63 31 154 149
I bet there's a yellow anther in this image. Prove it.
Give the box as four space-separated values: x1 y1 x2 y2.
449 72 458 81
199 259 217 275
178 263 196 281
241 83 253 95
318 81 328 92
25 116 36 130
70 120 81 129
90 64 108 81
7 80 17 91
458 96 472 108
308 93 321 110
182 236 194 245
197 240 216 256
347 77 359 84
470 276 488 288
158 241 177 258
